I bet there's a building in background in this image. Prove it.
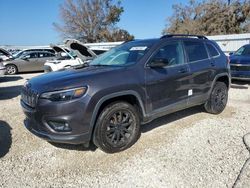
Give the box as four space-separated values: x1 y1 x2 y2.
1 33 250 55
208 33 250 54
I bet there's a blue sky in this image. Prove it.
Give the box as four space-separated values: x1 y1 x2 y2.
0 0 188 45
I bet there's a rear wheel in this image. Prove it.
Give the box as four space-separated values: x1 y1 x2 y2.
6 65 17 75
93 101 140 153
204 81 228 114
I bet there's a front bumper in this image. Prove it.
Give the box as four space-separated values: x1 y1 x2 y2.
0 67 6 76
230 64 250 81
231 72 250 81
24 118 90 144
21 95 93 144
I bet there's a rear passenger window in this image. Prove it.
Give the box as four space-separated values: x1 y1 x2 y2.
207 43 219 57
44 53 54 57
184 41 208 62
39 53 54 58
39 53 45 58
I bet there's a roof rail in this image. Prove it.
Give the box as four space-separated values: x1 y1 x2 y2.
161 34 208 40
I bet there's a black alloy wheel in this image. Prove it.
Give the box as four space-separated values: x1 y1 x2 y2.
204 81 228 114
93 101 140 153
105 110 135 147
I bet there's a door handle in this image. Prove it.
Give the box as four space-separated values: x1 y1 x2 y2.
178 68 188 73
211 62 215 67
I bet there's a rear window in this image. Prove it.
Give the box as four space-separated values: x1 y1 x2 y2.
184 41 208 62
206 43 219 57
39 52 54 58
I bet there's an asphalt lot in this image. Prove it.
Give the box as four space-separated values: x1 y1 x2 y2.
0 73 250 188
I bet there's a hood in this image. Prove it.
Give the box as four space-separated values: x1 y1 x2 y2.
0 48 13 58
64 39 97 61
50 44 74 60
27 66 122 93
229 55 250 65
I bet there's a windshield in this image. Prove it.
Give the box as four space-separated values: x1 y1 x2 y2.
13 51 22 58
89 40 155 66
235 45 250 56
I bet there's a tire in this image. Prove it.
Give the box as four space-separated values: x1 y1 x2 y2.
93 101 141 153
6 64 17 75
204 81 228 114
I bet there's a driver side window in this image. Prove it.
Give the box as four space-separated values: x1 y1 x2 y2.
151 41 184 67
23 52 38 59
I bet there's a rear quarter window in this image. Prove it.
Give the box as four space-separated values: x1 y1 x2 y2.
206 43 220 57
184 41 208 62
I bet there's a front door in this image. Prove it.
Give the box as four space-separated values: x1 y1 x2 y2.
19 52 39 72
145 41 190 114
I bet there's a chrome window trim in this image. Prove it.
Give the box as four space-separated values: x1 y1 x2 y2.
205 42 221 59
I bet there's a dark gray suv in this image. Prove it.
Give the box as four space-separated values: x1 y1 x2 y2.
21 34 231 153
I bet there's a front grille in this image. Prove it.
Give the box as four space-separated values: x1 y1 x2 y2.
21 87 39 108
231 64 250 71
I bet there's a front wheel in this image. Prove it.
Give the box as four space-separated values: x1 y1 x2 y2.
6 65 17 75
204 81 228 114
93 101 140 153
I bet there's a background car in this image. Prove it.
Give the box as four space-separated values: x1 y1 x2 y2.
4 51 55 74
44 44 80 72
44 41 107 72
13 48 55 59
0 48 13 61
229 44 250 80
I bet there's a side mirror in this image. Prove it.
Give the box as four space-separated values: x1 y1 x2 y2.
149 58 169 68
229 52 234 56
21 57 29 60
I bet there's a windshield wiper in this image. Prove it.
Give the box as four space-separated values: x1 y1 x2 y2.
72 62 89 69
90 64 115 67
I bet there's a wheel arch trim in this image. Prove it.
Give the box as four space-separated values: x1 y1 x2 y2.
210 72 231 95
89 90 146 136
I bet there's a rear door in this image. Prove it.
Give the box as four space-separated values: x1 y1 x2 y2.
183 40 213 105
145 40 190 113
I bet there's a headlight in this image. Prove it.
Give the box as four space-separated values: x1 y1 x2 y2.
40 87 87 101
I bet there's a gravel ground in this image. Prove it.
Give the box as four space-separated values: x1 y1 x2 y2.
0 73 250 188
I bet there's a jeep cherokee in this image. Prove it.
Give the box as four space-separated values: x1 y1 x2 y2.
21 34 231 153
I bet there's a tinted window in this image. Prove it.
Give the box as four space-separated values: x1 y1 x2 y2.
93 50 106 55
151 41 184 66
235 45 250 56
23 52 38 59
39 52 54 58
207 43 219 57
184 41 208 62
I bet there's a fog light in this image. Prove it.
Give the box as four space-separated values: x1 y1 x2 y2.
48 121 72 132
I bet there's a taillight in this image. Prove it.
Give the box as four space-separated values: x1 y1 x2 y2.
227 56 230 64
